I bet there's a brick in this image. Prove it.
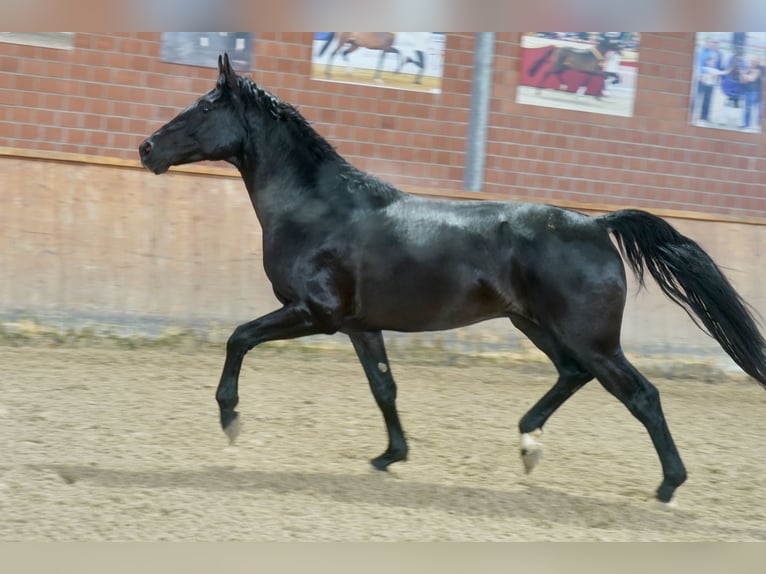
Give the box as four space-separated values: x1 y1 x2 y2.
0 33 764 219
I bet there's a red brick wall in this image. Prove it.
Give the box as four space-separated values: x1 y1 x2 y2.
1 32 765 219
2 154 764 360
488 33 766 219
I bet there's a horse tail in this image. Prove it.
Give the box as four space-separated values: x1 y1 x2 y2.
529 46 555 77
318 32 335 56
599 209 766 387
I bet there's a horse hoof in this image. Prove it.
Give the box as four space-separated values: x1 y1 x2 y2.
652 497 678 511
370 448 407 471
520 430 544 474
369 462 388 473
223 415 241 445
369 463 401 479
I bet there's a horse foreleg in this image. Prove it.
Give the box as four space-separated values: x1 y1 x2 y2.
348 331 408 470
216 304 325 444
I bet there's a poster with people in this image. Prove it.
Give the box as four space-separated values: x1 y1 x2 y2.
311 32 445 94
516 33 640 118
690 32 765 133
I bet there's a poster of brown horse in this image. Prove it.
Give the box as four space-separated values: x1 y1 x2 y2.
311 32 446 94
516 32 640 117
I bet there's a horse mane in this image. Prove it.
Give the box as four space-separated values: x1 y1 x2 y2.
235 75 403 207
236 76 340 163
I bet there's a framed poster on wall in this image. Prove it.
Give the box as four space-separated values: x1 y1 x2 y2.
160 32 254 71
310 32 445 94
516 32 640 118
0 32 74 49
690 32 765 133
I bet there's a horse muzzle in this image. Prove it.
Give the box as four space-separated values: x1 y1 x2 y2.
138 138 169 174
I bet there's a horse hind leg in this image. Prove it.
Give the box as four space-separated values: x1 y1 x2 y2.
518 309 687 503
510 315 594 473
348 331 408 470
583 348 687 504
519 362 593 473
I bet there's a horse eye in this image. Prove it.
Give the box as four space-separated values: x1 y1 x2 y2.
200 102 211 113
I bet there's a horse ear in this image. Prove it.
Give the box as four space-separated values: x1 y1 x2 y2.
217 52 238 92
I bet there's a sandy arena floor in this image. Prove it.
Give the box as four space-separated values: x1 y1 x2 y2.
1 342 765 541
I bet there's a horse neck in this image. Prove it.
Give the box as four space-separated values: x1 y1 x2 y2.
235 108 404 230
239 146 402 234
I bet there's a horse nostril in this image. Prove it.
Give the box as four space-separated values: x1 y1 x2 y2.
140 140 153 157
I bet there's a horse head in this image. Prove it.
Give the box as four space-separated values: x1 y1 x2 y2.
139 53 247 174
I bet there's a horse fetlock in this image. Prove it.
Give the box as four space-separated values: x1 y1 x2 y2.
656 471 686 504
371 445 408 471
520 429 544 474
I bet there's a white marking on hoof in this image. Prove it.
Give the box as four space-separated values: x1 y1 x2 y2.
520 429 544 474
652 498 678 511
223 417 241 445
377 362 389 373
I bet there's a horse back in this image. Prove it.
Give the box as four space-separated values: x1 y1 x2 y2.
341 198 623 332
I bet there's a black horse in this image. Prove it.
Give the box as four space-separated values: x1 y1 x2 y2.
529 36 622 98
139 54 766 504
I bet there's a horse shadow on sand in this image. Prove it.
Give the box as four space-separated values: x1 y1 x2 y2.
33 462 737 538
